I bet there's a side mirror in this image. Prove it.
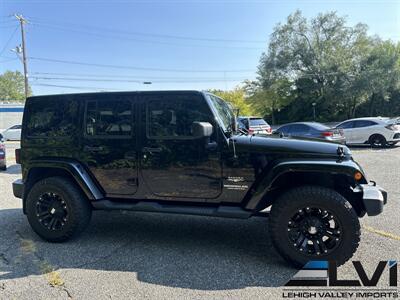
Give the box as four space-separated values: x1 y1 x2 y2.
192 122 213 138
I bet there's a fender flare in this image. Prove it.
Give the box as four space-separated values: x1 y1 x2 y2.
24 159 103 201
244 159 366 210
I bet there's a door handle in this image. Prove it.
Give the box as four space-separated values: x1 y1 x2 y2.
125 152 136 160
84 145 104 152
142 147 162 153
205 141 218 151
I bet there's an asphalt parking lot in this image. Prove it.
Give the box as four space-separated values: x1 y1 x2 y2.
0 142 399 299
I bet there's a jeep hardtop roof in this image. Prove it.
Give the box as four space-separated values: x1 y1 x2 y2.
27 90 206 100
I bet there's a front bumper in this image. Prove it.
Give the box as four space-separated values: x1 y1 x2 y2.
13 179 24 199
355 183 387 216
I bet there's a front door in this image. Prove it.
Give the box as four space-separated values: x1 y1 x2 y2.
139 93 222 200
81 94 138 197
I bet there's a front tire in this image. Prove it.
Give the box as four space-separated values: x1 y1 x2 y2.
26 176 92 242
369 134 387 148
269 186 360 268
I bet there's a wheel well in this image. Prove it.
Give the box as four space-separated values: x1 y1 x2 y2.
369 134 385 142
258 171 365 216
23 167 88 213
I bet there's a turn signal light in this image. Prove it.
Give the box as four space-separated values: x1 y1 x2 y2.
354 171 363 181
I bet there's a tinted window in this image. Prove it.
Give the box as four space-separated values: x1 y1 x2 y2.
26 97 78 138
10 125 21 130
85 98 133 137
353 120 376 128
291 124 310 135
277 125 291 134
309 123 329 131
337 121 354 129
147 94 211 139
249 118 267 126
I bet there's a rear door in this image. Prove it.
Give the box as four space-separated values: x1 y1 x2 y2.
139 92 222 201
289 124 311 138
81 94 138 197
352 120 377 143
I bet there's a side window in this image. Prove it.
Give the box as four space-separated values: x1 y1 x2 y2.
354 120 376 128
277 125 291 134
337 121 354 129
10 125 21 130
85 98 133 138
146 95 211 139
26 97 78 138
291 124 309 135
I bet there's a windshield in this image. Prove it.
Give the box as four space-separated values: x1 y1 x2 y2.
207 93 235 133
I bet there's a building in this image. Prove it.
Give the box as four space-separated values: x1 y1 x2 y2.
0 102 24 132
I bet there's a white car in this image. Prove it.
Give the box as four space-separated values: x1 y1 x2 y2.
2 125 22 141
335 117 400 147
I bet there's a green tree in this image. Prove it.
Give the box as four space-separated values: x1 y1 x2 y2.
255 10 386 122
209 87 255 116
244 79 294 124
0 70 31 101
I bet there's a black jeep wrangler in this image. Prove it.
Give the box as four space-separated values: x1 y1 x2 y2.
13 91 387 267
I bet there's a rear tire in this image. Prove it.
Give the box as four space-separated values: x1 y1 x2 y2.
26 176 92 242
269 186 360 268
369 134 387 148
0 165 6 171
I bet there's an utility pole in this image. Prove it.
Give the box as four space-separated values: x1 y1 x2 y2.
15 14 29 99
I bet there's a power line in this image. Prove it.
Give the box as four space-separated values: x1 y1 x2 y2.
32 72 249 80
0 26 19 56
31 23 264 50
29 16 266 44
29 56 255 73
0 57 18 63
31 83 120 91
30 75 246 83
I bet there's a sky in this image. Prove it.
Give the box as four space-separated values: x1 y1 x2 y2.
1 0 399 95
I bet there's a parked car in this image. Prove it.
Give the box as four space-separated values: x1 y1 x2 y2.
237 116 272 135
13 91 386 268
275 122 346 144
335 117 400 147
0 134 6 171
2 124 22 141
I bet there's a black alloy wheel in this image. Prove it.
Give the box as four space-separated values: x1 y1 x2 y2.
369 134 387 148
287 207 342 256
36 192 69 231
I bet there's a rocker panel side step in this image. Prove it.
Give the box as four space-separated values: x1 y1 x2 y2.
91 200 253 219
